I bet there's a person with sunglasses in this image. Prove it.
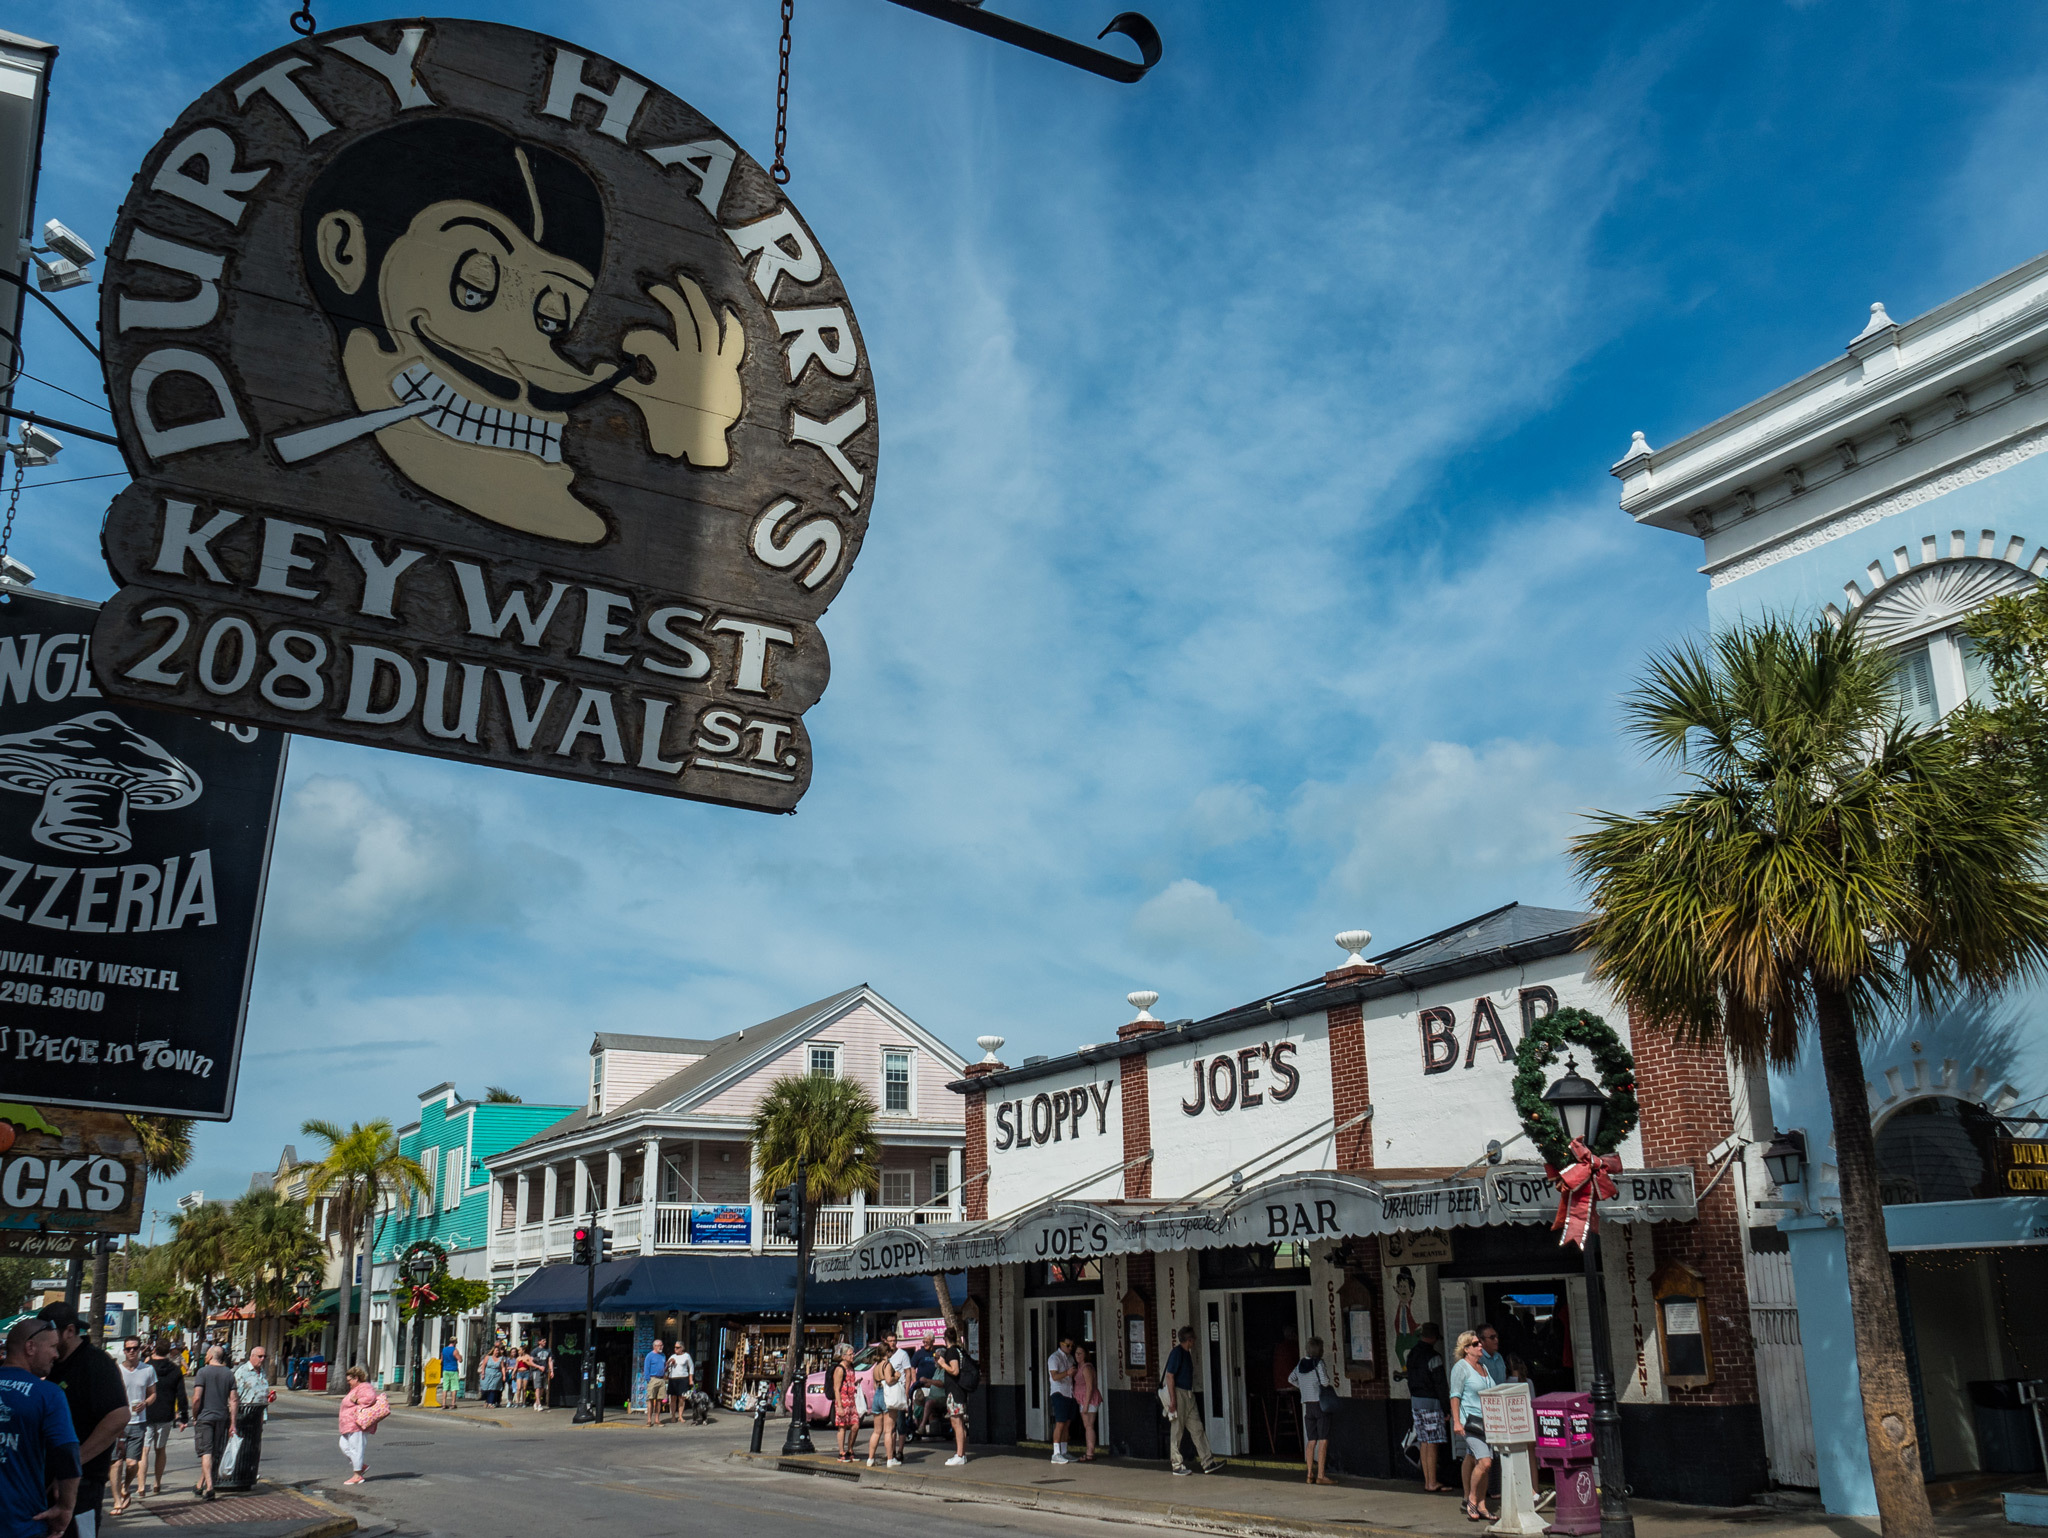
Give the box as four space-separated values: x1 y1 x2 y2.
109 1338 156 1515
1 1318 81 1538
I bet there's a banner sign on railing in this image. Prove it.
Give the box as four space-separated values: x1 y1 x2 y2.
689 1204 751 1245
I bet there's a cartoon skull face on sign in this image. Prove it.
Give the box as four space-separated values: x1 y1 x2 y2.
294 118 743 544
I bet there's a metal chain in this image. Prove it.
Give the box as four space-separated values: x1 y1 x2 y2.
0 460 22 570
771 0 793 185
289 2 317 36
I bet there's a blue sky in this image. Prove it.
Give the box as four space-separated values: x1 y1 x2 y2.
12 0 2048 1219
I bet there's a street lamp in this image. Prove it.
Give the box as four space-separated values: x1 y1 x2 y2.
1761 1130 1806 1191
404 1249 436 1407
1544 1059 1634 1538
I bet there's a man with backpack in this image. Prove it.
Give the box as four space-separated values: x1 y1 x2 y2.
930 1327 978 1467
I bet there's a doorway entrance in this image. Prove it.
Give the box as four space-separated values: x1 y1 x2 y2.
1480 1282 1575 1397
1023 1295 1098 1442
1240 1290 1305 1459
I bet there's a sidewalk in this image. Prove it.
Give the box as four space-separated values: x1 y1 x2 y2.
731 1444 1933 1538
106 1480 364 1538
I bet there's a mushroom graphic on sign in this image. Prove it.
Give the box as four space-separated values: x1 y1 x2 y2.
0 711 202 854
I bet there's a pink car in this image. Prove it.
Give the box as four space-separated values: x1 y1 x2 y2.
794 1343 889 1424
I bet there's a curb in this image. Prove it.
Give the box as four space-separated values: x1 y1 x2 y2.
730 1451 1426 1538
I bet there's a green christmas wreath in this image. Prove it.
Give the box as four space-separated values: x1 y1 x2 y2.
1510 1005 1638 1167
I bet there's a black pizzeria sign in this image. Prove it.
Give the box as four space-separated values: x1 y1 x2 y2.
0 590 285 1119
92 20 876 810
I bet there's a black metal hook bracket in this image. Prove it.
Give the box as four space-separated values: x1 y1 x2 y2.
880 0 1162 83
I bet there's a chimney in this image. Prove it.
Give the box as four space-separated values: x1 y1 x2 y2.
1118 990 1163 1041
1326 929 1386 985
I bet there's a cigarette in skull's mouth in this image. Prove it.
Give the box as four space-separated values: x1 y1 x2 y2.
271 398 441 464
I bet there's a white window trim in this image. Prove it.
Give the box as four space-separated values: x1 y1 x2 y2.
881 1045 916 1116
807 1042 841 1078
931 1157 950 1202
880 1168 915 1207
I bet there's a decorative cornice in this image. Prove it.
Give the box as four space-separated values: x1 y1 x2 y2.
1706 421 2048 588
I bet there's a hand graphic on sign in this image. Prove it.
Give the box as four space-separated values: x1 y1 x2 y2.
618 275 747 468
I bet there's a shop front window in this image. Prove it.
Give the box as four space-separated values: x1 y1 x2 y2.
1875 1096 2002 1203
1024 1257 1104 1295
1197 1243 1311 1288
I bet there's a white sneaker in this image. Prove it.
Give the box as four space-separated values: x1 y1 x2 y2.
885 1458 903 1468
1050 1454 1073 1465
945 1455 967 1466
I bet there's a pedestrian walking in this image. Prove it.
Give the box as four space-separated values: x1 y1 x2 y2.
1449 1330 1495 1523
336 1366 389 1485
666 1343 693 1424
1045 1335 1076 1465
829 1343 860 1462
1162 1325 1223 1476
1071 1343 1103 1461
865 1330 904 1467
530 1338 553 1412
643 1339 668 1427
480 1347 505 1408
1289 1336 1337 1486
37 1304 129 1535
110 1336 156 1515
187 1346 239 1501
142 1339 187 1498
1 1318 81 1538
224 1345 276 1488
930 1328 973 1468
1404 1322 1453 1493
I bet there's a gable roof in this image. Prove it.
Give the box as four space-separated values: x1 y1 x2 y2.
1367 902 1590 973
494 985 962 1159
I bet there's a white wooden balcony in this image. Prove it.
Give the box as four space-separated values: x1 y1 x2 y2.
506 1198 961 1262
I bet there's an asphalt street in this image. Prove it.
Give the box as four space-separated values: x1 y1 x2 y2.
153 1399 1139 1538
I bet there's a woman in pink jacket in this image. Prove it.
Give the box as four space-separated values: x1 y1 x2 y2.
337 1366 390 1485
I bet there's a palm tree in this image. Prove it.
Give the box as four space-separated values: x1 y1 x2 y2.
90 1116 194 1339
164 1201 233 1339
299 1119 429 1391
228 1188 325 1362
483 1086 523 1103
1572 618 2048 1538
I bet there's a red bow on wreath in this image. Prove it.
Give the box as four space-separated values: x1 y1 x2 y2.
1546 1137 1620 1249
409 1283 438 1311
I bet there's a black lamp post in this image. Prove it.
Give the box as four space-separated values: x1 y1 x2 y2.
404 1248 436 1407
1543 1058 1634 1538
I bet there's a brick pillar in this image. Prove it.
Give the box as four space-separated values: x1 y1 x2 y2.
961 1061 1000 1221
1628 1013 1758 1408
1325 965 1382 1172
1118 1012 1161 1198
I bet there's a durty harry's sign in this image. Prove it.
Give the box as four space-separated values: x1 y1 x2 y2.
0 1104 150 1238
94 20 876 810
1 591 285 1119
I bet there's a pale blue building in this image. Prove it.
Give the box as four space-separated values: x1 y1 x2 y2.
1621 261 2048 1512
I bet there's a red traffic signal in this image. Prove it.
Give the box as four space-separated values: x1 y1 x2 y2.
572 1226 594 1265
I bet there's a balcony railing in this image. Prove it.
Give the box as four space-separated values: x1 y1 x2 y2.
503 1198 963 1263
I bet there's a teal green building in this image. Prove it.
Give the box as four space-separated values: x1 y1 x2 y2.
366 1082 575 1389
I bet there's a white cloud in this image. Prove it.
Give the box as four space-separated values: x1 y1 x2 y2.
1186 783 1273 849
1131 878 1258 959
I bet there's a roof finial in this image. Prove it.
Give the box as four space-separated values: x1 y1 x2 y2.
1854 301 1895 342
975 1034 1005 1064
1127 990 1159 1022
1335 930 1373 968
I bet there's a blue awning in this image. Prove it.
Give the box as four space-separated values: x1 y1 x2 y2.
496 1255 965 1317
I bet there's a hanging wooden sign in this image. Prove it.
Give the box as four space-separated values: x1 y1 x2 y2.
92 19 877 811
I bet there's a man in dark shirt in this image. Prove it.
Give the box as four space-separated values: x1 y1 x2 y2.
141 1341 187 1498
1403 1322 1451 1493
187 1349 238 1501
35 1306 127 1538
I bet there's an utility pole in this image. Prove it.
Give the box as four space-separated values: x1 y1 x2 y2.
573 1210 604 1423
780 1160 814 1455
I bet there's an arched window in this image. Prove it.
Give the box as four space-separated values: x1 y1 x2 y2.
1851 558 2033 726
1873 1095 2003 1203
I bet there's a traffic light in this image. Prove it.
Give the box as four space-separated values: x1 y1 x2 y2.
572 1225 593 1265
597 1226 614 1262
771 1184 800 1241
